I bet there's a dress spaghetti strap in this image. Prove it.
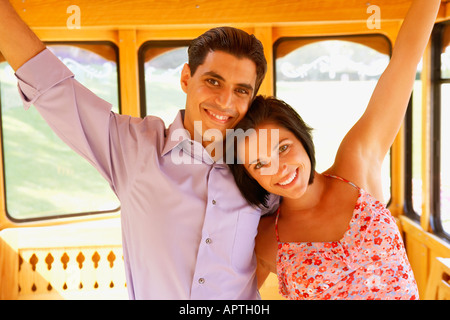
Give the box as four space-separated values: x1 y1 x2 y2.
275 207 281 242
323 173 360 190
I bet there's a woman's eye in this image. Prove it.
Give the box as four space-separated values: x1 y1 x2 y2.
279 144 288 153
255 161 266 170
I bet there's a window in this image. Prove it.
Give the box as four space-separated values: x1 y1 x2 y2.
139 41 190 124
0 43 121 221
431 23 450 239
274 36 392 202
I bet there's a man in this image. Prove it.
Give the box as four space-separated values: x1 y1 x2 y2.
0 1 274 299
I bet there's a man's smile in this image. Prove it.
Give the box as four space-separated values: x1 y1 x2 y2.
205 108 232 123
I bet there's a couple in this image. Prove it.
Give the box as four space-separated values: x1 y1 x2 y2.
0 0 440 299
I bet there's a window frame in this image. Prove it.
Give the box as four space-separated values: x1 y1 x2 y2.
429 22 450 241
0 41 122 223
404 55 422 221
272 34 393 205
404 97 420 221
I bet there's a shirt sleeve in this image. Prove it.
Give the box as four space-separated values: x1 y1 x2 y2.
14 48 123 194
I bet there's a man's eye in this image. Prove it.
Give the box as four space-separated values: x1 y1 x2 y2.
207 79 219 86
236 88 249 95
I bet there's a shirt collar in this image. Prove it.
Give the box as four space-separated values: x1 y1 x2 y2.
162 110 189 157
162 111 225 167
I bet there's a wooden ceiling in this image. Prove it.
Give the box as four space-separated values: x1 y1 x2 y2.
11 0 439 29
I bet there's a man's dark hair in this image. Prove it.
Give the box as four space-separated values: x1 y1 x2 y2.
228 96 316 209
188 26 267 97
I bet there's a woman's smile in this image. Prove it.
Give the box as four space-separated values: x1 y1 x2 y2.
276 168 298 187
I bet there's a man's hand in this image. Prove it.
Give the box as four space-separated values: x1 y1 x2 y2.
0 0 45 71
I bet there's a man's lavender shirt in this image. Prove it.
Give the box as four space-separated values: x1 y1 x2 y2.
15 48 272 299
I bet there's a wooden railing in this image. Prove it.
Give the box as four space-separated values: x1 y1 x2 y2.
0 218 128 300
17 246 126 299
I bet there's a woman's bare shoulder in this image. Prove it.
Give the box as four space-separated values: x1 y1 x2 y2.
258 212 277 237
256 213 279 267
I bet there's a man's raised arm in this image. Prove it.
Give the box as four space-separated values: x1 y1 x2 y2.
0 0 45 71
0 0 123 193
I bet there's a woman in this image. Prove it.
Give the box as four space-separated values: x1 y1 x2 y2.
228 0 441 300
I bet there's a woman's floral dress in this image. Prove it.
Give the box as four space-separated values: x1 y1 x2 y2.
275 174 419 300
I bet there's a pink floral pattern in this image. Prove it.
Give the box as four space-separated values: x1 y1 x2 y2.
275 175 419 300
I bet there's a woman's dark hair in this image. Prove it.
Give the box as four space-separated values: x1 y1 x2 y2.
188 26 267 97
228 96 315 209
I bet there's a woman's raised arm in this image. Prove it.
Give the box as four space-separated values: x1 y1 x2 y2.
333 0 441 196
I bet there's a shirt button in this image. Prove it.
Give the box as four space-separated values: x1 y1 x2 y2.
205 238 212 244
212 200 216 205
198 278 205 284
